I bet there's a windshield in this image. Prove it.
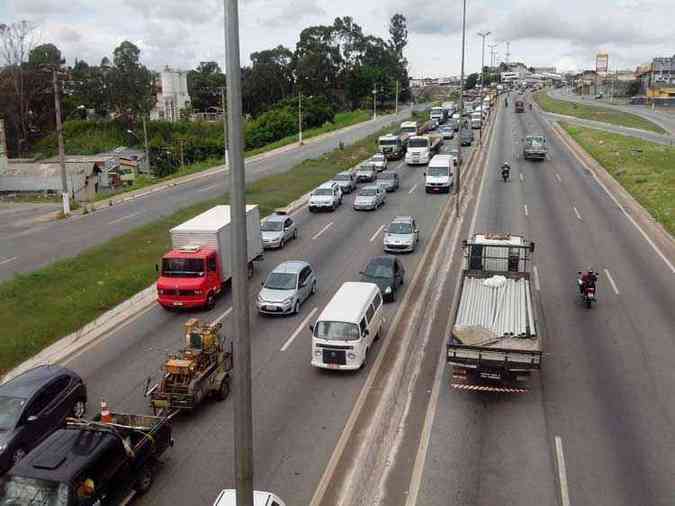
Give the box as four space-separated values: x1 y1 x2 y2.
364 260 393 279
261 220 283 232
379 139 399 146
358 189 377 197
264 272 297 290
314 321 360 341
0 477 70 506
161 258 205 278
400 127 417 134
388 223 412 234
428 167 449 177
358 164 374 172
408 139 428 148
371 155 384 161
527 136 545 146
378 173 394 180
0 396 25 430
313 188 334 196
333 174 351 181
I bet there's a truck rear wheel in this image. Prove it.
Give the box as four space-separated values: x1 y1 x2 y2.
216 378 230 401
135 465 154 494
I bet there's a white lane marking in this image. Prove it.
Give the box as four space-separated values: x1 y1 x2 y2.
557 127 675 274
554 436 572 506
107 211 142 225
533 265 541 291
119 490 136 506
523 204 529 216
213 306 232 324
0 256 17 265
312 222 333 240
281 307 317 351
573 206 583 221
604 268 620 295
408 183 418 194
369 224 386 242
519 172 524 182
197 183 221 192
555 173 562 183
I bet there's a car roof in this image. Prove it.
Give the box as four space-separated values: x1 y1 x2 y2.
8 428 118 483
264 214 287 223
271 260 308 275
367 255 396 267
0 365 75 399
317 282 380 324
317 181 337 189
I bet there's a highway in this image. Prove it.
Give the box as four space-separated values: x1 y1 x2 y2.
549 87 675 136
375 97 675 506
0 108 414 282
60 136 470 505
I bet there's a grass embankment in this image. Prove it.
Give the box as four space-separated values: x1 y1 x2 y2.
562 122 675 235
535 91 666 134
0 119 400 375
90 110 372 202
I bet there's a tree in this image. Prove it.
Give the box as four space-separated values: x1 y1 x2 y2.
29 43 64 66
108 41 155 123
242 46 294 116
388 14 408 60
464 72 479 90
626 80 641 97
187 61 226 112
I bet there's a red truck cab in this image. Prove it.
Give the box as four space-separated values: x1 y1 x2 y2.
157 246 222 309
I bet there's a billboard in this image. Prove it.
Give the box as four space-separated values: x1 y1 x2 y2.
596 53 609 74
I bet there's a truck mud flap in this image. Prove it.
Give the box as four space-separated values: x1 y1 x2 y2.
449 381 529 393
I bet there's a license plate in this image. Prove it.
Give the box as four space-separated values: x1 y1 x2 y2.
480 372 501 380
326 363 339 369
173 302 183 306
265 305 278 311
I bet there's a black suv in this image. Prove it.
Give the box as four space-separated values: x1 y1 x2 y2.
0 365 87 475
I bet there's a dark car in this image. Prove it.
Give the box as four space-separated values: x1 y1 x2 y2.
0 365 87 475
359 256 405 302
377 171 400 192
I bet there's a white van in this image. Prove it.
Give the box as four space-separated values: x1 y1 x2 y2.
470 112 482 129
310 282 384 370
214 490 285 506
425 154 455 193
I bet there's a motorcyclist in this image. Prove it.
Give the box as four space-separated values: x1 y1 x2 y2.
505 98 509 107
500 162 511 180
529 103 533 111
578 269 598 294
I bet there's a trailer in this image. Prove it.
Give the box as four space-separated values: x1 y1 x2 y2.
447 233 541 392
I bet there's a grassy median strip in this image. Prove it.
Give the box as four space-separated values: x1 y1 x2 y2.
0 119 400 375
535 92 666 135
562 122 675 236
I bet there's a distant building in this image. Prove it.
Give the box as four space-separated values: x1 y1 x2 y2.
533 67 556 74
636 55 675 98
150 66 192 122
0 160 99 202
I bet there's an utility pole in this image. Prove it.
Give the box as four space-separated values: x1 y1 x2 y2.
395 80 399 115
505 41 511 65
221 87 229 166
456 0 467 216
477 31 490 146
298 91 303 145
488 43 498 70
372 86 377 120
52 70 70 215
142 115 150 174
223 0 254 505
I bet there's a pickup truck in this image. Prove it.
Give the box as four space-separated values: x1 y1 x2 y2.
447 233 541 392
0 414 173 505
405 134 442 165
522 135 548 160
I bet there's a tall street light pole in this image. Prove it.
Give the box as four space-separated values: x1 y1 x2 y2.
477 31 490 146
456 0 467 216
298 91 303 145
52 70 70 215
223 1 254 505
372 86 377 120
220 87 229 167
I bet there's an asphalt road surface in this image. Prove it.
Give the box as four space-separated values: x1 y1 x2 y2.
381 97 675 506
550 88 675 136
61 135 470 505
0 108 417 282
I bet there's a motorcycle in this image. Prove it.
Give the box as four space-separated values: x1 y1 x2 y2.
577 272 598 309
501 166 510 182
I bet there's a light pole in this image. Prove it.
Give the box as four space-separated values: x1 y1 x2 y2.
395 80 399 115
223 0 254 505
220 87 229 166
456 0 467 216
52 69 70 215
127 120 151 175
298 91 303 145
372 86 377 120
477 31 490 146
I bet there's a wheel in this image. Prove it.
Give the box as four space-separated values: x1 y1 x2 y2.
72 398 87 418
280 238 286 249
206 292 216 310
294 301 300 314
293 229 298 240
134 465 154 494
247 262 254 279
311 280 317 295
11 448 26 464
216 378 230 401
586 298 592 309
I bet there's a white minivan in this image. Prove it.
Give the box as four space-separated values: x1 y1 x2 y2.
470 111 482 129
425 154 455 193
310 282 384 370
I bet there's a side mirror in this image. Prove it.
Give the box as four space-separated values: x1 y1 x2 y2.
577 271 582 275
423 172 426 176
309 323 314 332
358 271 365 276
363 329 370 336
415 229 419 234
27 415 38 423
529 242 536 252
261 281 265 286
155 264 159 273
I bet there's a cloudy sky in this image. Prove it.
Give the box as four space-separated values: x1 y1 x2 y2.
2 0 673 76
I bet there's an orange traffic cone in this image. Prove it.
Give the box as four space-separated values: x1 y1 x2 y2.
100 400 112 423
